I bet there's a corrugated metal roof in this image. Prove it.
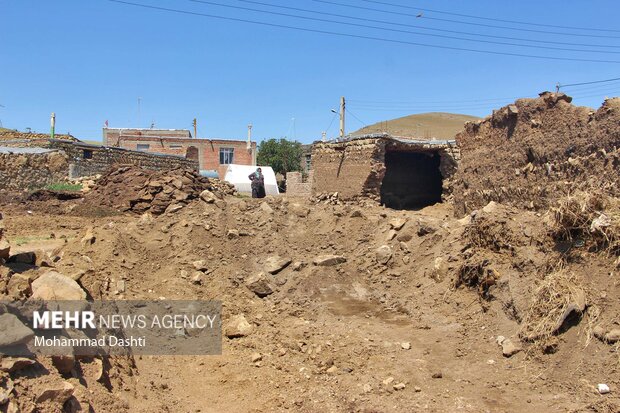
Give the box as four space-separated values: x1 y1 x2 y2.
322 133 456 146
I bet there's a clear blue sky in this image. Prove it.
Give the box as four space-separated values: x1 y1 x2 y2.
1 0 619 143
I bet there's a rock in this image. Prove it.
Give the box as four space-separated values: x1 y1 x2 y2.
165 203 184 214
191 272 203 285
116 280 126 293
192 260 208 272
432 257 449 281
362 383 372 393
598 383 611 394
80 228 95 247
313 255 346 266
414 386 422 392
0 238 11 261
500 338 522 357
432 372 443 379
8 251 35 265
36 381 75 404
393 382 406 391
260 202 274 214
401 342 411 350
417 219 438 236
482 201 499 214
0 378 13 405
227 229 239 239
251 352 262 363
396 231 413 242
0 313 34 346
224 314 253 338
386 230 397 241
200 190 217 204
263 256 292 274
350 210 363 218
605 329 620 343
7 273 31 299
30 271 87 301
375 245 393 265
52 355 75 374
593 325 606 340
389 217 407 231
382 377 395 386
245 272 275 297
0 357 36 373
326 366 338 374
291 261 305 271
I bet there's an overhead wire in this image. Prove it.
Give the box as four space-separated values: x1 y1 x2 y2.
177 0 620 54
345 108 367 126
359 0 620 34
235 0 620 49
312 0 620 39
107 0 620 64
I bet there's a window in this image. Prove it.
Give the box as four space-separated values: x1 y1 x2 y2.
137 144 150 152
219 148 234 164
170 144 183 149
305 154 312 171
83 149 93 159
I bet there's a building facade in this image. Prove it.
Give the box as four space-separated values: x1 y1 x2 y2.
103 128 257 177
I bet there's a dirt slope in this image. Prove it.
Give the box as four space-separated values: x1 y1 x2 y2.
353 112 480 139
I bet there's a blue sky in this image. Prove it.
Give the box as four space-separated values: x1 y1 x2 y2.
1 0 619 143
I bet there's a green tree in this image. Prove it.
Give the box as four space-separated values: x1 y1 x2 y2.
257 138 303 175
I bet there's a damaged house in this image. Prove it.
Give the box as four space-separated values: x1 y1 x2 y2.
311 134 460 209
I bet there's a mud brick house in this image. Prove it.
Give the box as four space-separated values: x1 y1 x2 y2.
311 134 460 210
103 128 257 177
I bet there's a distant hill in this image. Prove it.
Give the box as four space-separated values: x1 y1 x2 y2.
352 112 480 140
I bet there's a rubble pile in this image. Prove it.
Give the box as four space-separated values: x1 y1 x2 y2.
84 165 236 214
0 212 9 262
452 93 620 215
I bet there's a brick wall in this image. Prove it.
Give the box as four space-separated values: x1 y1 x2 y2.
285 171 314 197
115 137 256 178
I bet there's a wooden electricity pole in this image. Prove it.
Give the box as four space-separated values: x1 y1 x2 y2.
339 96 345 140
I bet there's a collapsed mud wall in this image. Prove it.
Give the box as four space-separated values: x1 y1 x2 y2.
0 150 69 190
312 136 459 202
452 92 620 216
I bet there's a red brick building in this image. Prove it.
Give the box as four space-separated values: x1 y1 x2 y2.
103 128 256 177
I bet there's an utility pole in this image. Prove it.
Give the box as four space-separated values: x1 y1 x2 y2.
339 96 345 140
247 123 252 150
321 131 326 142
50 112 56 139
555 83 561 93
192 118 197 138
137 97 142 127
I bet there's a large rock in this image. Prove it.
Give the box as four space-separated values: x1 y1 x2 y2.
200 190 217 204
7 273 31 299
375 245 393 265
30 271 87 301
0 313 34 346
36 381 75 404
0 357 36 373
389 217 407 231
0 239 9 261
263 256 291 274
313 255 346 266
246 272 275 297
224 314 253 338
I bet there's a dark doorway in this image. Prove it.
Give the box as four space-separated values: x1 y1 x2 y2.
380 151 443 210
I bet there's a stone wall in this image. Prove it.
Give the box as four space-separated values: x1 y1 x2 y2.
47 140 198 178
311 136 459 202
286 171 314 197
0 150 69 191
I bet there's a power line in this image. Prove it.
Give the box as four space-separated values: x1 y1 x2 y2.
560 76 620 88
325 112 338 133
236 0 620 49
107 0 620 64
312 0 620 40
345 108 367 126
180 0 620 55
359 0 620 34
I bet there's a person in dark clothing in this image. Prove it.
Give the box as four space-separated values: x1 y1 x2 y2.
248 167 266 198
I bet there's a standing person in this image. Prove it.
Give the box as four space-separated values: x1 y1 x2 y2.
248 167 266 198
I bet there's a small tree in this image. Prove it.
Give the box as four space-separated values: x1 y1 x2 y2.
257 138 303 176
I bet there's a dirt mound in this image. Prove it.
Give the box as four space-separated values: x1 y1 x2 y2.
82 165 236 215
452 93 620 216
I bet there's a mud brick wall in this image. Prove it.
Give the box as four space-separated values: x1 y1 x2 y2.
452 93 620 216
47 140 198 178
286 171 314 197
312 137 459 202
0 151 69 190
